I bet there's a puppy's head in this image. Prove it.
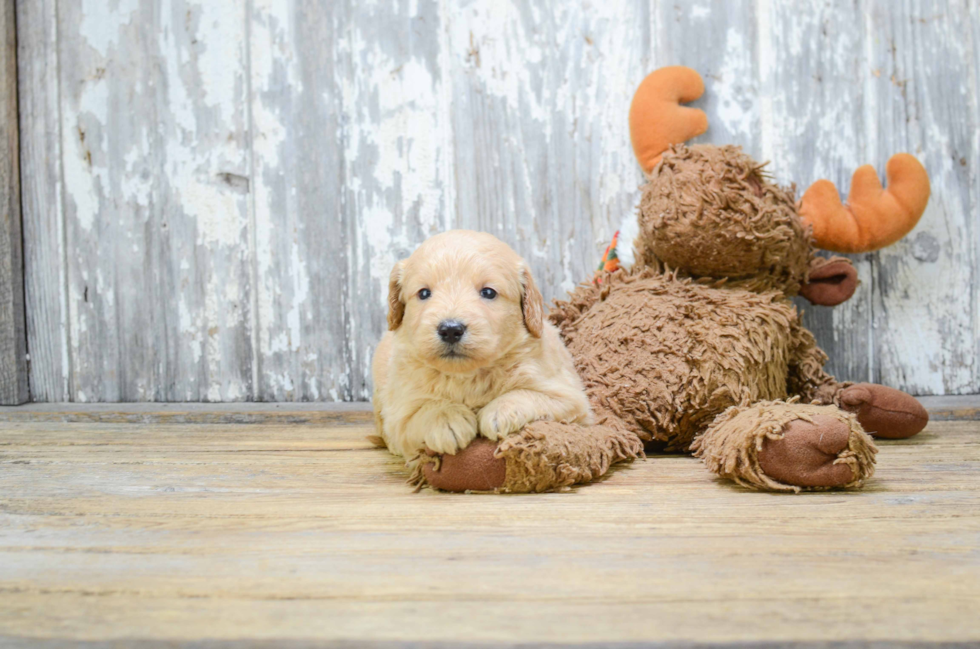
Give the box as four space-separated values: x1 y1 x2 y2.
387 230 543 374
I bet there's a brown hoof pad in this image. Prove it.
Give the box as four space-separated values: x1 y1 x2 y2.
422 438 507 492
758 415 856 488
839 383 929 439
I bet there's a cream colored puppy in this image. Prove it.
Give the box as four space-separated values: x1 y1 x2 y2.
372 230 592 459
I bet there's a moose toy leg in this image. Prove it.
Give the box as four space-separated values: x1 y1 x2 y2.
788 321 929 440
836 383 929 439
692 400 877 492
412 422 643 493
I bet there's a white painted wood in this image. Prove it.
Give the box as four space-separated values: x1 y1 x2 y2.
652 0 761 155
342 0 457 401
15 0 980 400
248 1 352 401
446 0 650 304
866 0 979 395
56 0 255 401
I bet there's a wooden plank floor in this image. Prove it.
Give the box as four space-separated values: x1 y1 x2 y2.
0 405 978 647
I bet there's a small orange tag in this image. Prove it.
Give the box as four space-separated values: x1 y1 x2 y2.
595 231 621 283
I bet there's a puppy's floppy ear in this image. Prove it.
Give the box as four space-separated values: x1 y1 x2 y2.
387 260 406 330
519 264 544 338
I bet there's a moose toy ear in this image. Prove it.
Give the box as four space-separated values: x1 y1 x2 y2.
799 257 858 306
387 261 406 330
629 66 709 173
520 265 544 338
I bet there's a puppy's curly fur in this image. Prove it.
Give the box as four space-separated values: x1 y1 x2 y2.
373 230 592 459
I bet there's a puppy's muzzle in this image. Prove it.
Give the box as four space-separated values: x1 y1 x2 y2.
437 320 467 345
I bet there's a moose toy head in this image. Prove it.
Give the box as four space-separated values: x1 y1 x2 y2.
624 66 930 306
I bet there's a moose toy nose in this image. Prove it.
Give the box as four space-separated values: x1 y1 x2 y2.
437 320 467 344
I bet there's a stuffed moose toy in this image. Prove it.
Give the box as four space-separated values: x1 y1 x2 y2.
411 66 931 493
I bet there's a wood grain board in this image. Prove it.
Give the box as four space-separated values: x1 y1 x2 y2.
0 412 978 645
15 0 67 403
0 0 27 405
14 0 980 401
0 394 976 423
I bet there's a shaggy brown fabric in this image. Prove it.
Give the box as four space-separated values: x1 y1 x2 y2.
496 422 644 492
410 422 643 493
692 400 877 492
635 145 813 296
552 268 820 452
785 319 841 404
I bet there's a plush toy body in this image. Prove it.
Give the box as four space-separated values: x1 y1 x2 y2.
413 67 930 493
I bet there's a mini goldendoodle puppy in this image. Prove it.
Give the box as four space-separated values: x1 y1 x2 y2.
372 230 593 459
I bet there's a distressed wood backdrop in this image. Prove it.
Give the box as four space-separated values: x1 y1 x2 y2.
15 0 979 402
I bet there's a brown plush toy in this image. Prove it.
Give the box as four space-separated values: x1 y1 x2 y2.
413 66 930 493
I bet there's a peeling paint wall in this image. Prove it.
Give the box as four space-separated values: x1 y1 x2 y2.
17 0 980 401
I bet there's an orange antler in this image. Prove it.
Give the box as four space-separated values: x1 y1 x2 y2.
800 154 930 253
629 66 709 173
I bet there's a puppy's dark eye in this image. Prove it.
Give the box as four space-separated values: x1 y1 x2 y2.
480 287 497 300
418 288 431 300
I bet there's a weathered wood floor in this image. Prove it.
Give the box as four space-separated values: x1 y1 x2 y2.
0 404 978 647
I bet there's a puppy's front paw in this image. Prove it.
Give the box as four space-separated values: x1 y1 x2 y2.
479 400 537 441
422 405 479 455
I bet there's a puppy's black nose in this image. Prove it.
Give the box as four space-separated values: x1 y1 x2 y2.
437 320 467 344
